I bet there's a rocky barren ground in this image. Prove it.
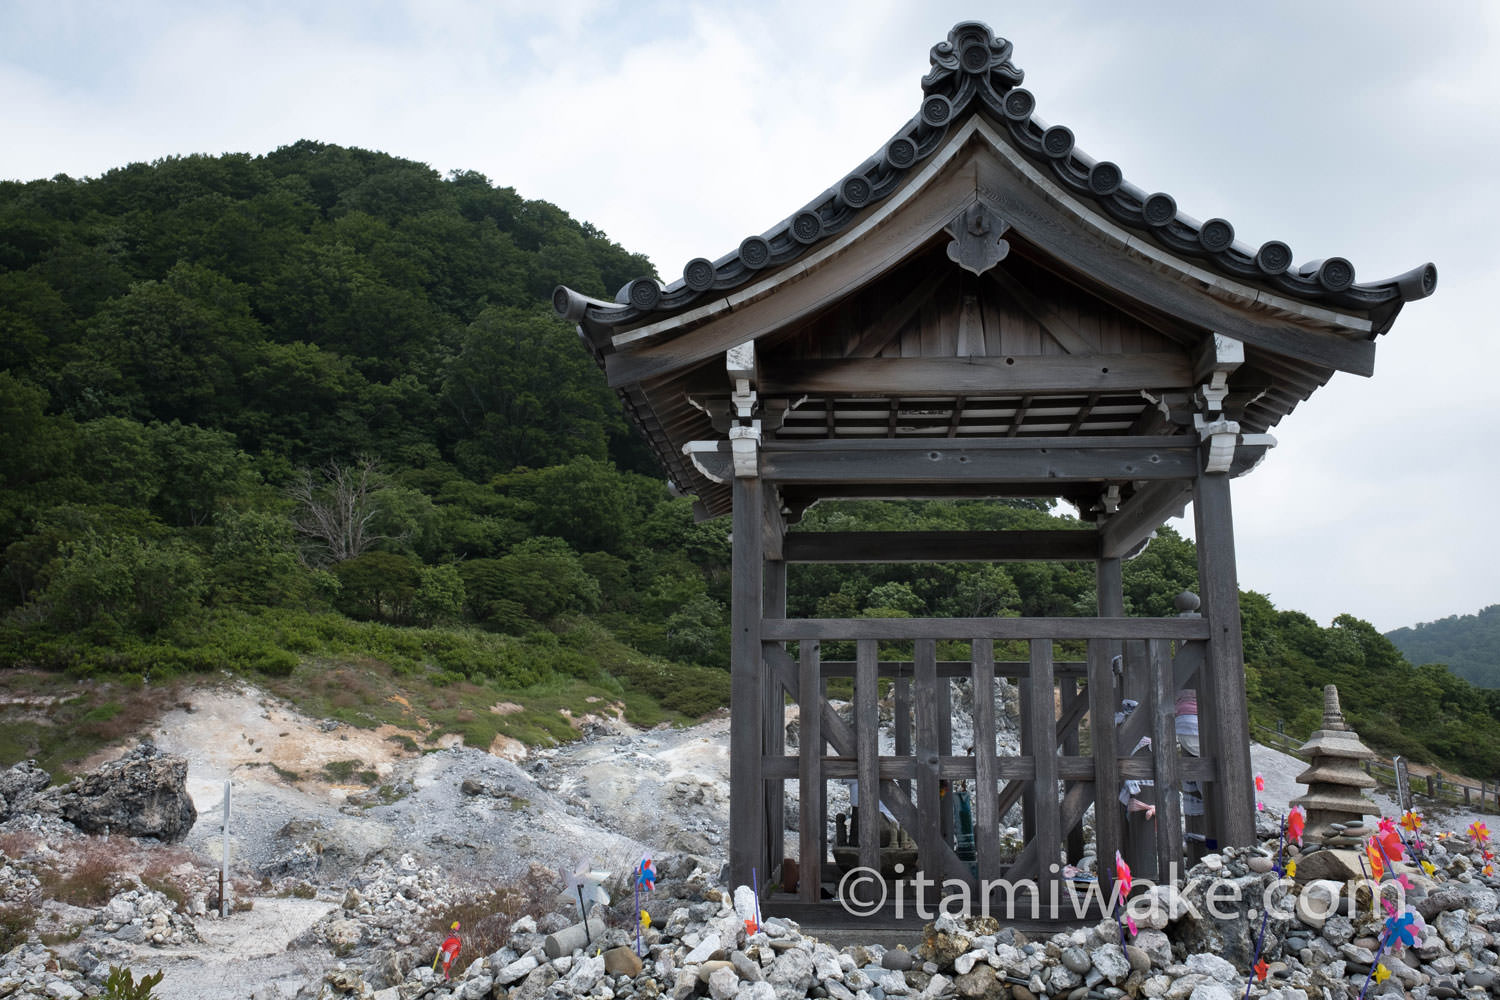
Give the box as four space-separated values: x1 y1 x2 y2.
2 683 1500 1000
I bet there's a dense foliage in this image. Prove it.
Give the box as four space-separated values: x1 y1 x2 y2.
2 144 1498 774
1386 605 1500 689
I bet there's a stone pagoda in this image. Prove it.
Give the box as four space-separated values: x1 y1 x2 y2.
1291 684 1378 842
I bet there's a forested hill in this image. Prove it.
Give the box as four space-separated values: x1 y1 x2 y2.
1387 606 1500 689
4 143 1500 779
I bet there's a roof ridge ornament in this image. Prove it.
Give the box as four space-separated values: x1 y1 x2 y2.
557 21 1436 333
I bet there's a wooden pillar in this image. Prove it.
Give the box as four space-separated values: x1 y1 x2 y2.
855 640 880 876
1193 469 1256 847
730 475 766 888
763 515 787 880
1061 678 1086 864
798 639 823 903
1089 637 1122 893
1029 639 1061 914
915 640 943 881
971 640 1002 881
1148 638 1184 881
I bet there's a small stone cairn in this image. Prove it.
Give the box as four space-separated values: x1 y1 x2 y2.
1290 684 1378 846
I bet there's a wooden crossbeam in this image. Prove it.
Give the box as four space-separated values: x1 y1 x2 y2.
782 529 1099 564
758 354 1191 397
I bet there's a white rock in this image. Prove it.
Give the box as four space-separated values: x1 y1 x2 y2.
708 966 741 1000
495 954 538 985
684 932 722 965
1184 952 1238 982
1187 984 1233 1000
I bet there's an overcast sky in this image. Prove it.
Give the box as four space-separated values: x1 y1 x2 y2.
3 1 1496 634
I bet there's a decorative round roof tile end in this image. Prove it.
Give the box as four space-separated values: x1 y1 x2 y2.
790 211 823 246
683 258 716 292
1088 161 1122 196
1002 87 1035 122
840 175 874 209
740 236 772 270
1316 257 1356 292
1142 193 1177 227
1042 125 1074 160
1255 240 1294 276
625 277 662 312
1200 218 1235 253
921 94 953 127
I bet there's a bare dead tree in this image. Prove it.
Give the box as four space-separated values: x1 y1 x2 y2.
286 457 387 566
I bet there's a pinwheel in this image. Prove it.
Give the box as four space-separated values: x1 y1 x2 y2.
432 921 462 980
1385 909 1424 948
1114 851 1132 896
1365 838 1385 881
1254 958 1268 982
634 856 657 956
1373 965 1390 985
1469 820 1490 845
636 856 658 892
1377 824 1405 862
1287 805 1306 847
1400 810 1423 833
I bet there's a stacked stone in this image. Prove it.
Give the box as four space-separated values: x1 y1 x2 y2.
1290 685 1378 844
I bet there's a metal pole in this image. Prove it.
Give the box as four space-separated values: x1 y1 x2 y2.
220 780 231 918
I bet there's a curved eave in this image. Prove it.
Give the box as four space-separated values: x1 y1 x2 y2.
555 21 1436 340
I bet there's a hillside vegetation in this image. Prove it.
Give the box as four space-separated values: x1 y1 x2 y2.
1387 605 1500 689
3 144 1500 777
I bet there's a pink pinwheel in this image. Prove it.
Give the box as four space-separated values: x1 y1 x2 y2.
1469 821 1491 845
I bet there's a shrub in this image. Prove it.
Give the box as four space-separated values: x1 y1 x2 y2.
102 965 164 1000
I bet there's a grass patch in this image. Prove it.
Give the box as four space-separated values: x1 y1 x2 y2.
39 837 132 907
0 670 186 773
0 904 34 953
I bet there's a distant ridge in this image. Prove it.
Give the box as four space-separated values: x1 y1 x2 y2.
1387 605 1500 688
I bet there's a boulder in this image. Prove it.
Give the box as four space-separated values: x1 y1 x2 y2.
0 760 51 819
51 741 196 841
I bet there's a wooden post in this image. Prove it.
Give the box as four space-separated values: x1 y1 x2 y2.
1061 678 1086 864
1089 638 1122 893
915 639 942 882
798 640 823 903
971 639 1001 882
856 639 880 876
1149 639 1184 882
1029 639 1060 914
895 673 912 798
764 534 788 880
220 780 231 918
1018 675 1036 842
1193 469 1255 847
730 475 766 888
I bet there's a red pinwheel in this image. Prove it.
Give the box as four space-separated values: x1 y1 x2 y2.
1287 806 1306 846
1254 958 1269 982
1115 851 1132 896
433 921 462 980
1377 824 1405 862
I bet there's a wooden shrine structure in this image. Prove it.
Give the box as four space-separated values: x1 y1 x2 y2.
554 22 1435 921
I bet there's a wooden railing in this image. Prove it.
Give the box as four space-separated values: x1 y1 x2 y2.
1251 722 1498 814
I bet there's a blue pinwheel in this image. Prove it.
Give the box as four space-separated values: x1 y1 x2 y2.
636 856 657 892
1384 909 1424 949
